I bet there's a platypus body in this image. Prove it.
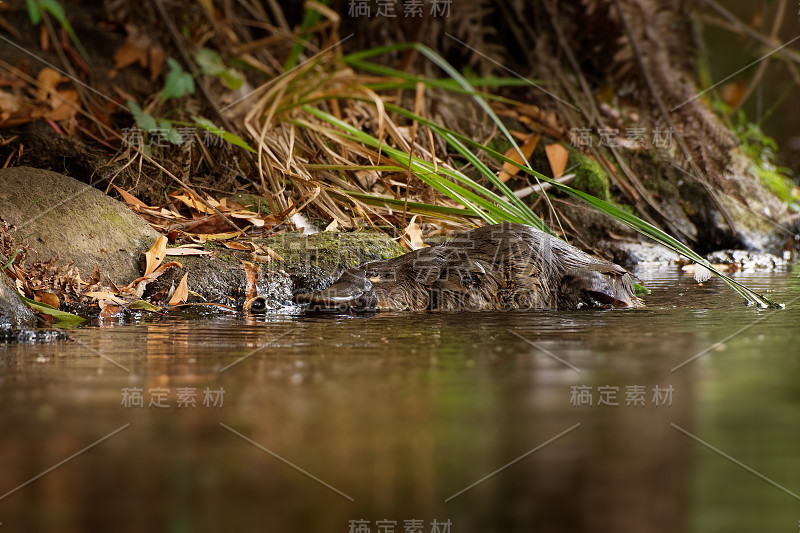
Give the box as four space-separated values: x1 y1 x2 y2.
295 223 642 312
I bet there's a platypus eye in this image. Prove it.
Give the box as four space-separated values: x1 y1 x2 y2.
461 273 481 287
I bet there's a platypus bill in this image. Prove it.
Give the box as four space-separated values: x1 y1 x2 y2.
294 223 643 312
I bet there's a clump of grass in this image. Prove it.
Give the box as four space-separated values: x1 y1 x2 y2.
231 5 779 307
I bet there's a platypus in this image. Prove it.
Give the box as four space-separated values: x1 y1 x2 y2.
294 223 642 311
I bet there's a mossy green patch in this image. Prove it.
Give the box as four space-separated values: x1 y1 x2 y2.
753 165 799 208
570 151 610 201
260 231 406 273
727 107 799 210
226 193 273 215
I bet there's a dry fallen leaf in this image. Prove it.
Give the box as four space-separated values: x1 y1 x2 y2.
498 134 539 183
42 89 79 122
144 235 168 276
223 241 252 251
241 260 259 300
403 216 427 251
170 190 216 214
38 292 60 308
168 272 189 305
99 304 123 319
128 261 183 297
229 211 265 227
112 26 165 81
165 245 214 256
36 67 66 104
113 185 149 208
191 231 243 243
545 143 569 179
266 246 284 262
84 291 128 305
0 90 43 128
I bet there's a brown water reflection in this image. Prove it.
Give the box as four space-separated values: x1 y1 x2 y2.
1 270 798 532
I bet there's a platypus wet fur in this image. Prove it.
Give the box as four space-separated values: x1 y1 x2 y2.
294 223 643 311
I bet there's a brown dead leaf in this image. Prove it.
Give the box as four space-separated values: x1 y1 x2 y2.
402 216 427 251
168 272 189 305
499 135 539 183
148 46 165 81
545 143 569 179
112 27 165 82
165 245 214 256
263 246 284 262
113 185 149 208
170 190 215 214
241 260 259 300
0 91 42 128
85 291 128 305
99 304 123 319
191 231 242 243
43 89 79 122
113 40 148 71
39 292 60 308
36 67 66 104
144 235 168 276
223 241 252 251
85 264 102 287
126 260 183 296
251 243 284 262
249 253 271 264
228 211 265 227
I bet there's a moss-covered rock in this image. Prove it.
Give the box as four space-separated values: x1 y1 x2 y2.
263 231 406 293
147 231 407 308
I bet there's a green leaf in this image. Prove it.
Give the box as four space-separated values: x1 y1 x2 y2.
26 0 42 24
192 117 256 153
161 58 195 101
194 48 222 74
633 281 650 296
218 69 244 91
284 0 333 71
128 300 161 311
37 0 66 25
156 118 183 145
194 48 243 90
127 99 158 131
37 0 89 62
2 248 22 272
19 295 85 327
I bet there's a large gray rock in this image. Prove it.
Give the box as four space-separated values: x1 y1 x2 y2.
1 256 36 328
0 167 160 284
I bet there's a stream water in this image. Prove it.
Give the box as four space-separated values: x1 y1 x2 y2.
1 268 798 533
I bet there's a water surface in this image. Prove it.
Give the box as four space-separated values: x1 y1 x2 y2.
1 268 798 532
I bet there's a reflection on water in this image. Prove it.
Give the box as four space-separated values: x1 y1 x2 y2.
0 269 798 532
